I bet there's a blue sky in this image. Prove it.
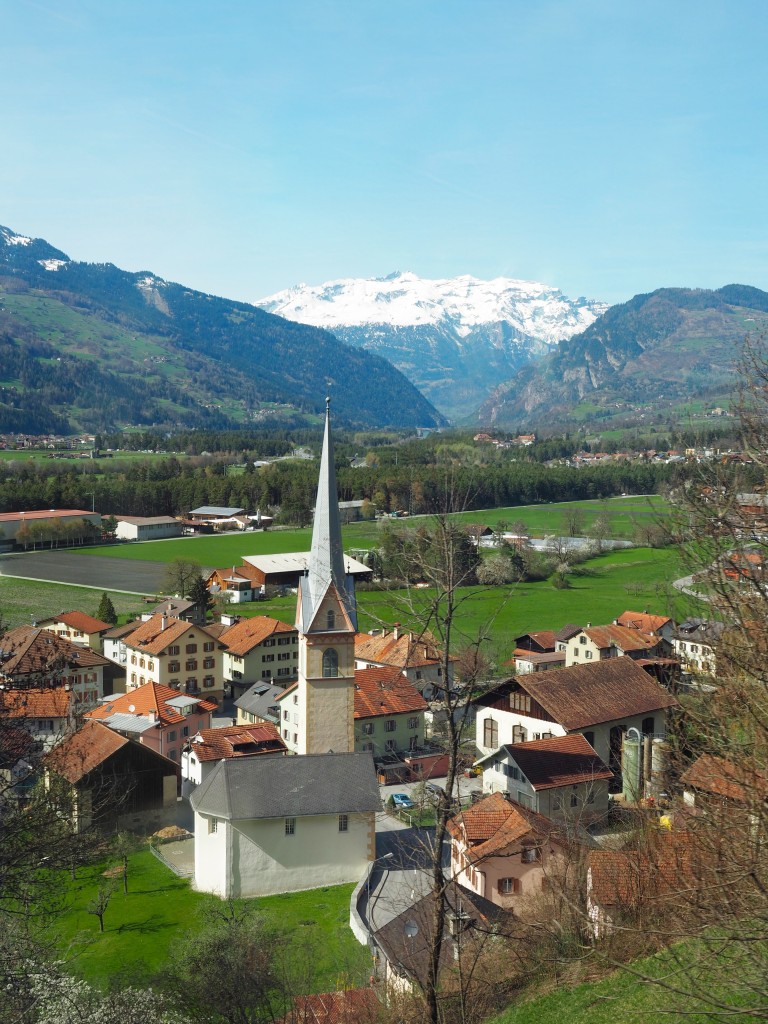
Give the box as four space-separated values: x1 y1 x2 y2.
3 0 767 305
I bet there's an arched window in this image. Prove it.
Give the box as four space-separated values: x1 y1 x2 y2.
326 609 335 630
322 648 339 677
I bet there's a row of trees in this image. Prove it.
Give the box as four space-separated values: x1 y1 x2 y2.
0 453 685 522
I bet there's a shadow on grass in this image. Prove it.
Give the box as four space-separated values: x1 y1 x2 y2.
114 915 175 934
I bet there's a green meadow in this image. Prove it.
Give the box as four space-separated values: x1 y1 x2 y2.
51 849 368 993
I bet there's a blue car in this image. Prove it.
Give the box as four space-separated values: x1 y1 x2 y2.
391 793 414 809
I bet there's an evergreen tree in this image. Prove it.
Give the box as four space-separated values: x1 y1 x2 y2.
96 592 118 626
188 575 214 622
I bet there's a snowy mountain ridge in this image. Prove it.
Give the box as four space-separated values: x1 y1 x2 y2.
257 270 606 341
256 271 607 422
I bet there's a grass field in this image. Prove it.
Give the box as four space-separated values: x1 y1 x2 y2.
490 938 759 1024
0 576 147 628
0 545 698 653
51 849 368 992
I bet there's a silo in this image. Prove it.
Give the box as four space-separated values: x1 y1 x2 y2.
622 733 643 803
649 738 669 799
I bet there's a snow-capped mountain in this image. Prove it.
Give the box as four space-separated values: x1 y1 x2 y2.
256 272 607 421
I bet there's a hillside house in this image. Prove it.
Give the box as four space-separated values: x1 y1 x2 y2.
564 624 670 668
673 619 724 675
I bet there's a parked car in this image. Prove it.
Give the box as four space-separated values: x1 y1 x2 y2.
425 782 446 803
391 793 414 809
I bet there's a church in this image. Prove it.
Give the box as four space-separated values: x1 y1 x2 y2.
190 399 381 897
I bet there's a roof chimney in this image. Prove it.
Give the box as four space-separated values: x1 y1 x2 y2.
161 614 168 631
393 623 400 640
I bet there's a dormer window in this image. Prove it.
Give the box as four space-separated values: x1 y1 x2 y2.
326 609 335 630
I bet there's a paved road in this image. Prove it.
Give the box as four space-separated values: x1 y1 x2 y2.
0 550 172 594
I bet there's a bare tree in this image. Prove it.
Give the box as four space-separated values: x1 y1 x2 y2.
87 882 114 933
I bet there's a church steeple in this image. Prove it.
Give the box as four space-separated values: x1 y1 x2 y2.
299 396 357 632
292 395 357 755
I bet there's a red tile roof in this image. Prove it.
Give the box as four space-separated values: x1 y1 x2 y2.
616 611 672 634
284 989 379 1024
188 723 286 761
0 688 74 718
354 667 428 718
46 720 128 783
354 629 450 669
519 657 677 731
589 834 695 908
53 611 112 633
502 734 613 790
0 509 94 523
680 753 768 804
446 792 559 862
220 616 295 656
582 624 659 653
85 681 216 728
122 615 197 655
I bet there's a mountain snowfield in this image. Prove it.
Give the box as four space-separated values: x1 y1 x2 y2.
256 271 608 422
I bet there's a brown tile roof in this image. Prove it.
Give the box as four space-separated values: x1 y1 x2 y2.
188 723 286 762
354 629 449 669
284 989 379 1024
515 630 556 651
0 688 74 718
501 734 613 790
446 792 559 862
554 623 582 643
588 834 695 908
616 611 672 634
0 625 110 677
582 624 659 653
519 657 678 731
680 753 768 804
0 509 94 523
85 681 216 727
220 616 295 656
353 667 428 719
102 620 142 640
122 615 194 655
46 720 128 783
53 611 112 633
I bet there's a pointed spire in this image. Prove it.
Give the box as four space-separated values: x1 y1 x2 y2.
301 397 356 630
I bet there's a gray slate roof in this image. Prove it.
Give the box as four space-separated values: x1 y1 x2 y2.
190 751 380 821
235 682 284 722
190 506 246 517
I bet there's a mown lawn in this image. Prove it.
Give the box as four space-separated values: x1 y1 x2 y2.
51 849 369 992
0 576 146 628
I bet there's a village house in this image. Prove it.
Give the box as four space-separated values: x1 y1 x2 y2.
474 733 613 820
673 619 724 675
0 625 109 704
564 623 670 668
474 657 678 783
181 722 286 785
680 752 768 813
36 611 113 651
121 614 226 702
353 667 428 757
0 688 77 754
84 681 216 764
615 610 675 642
218 615 299 698
190 752 380 898
447 792 571 911
354 626 453 701
234 681 284 728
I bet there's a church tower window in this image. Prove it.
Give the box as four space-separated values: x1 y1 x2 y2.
322 649 339 677
327 609 335 630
